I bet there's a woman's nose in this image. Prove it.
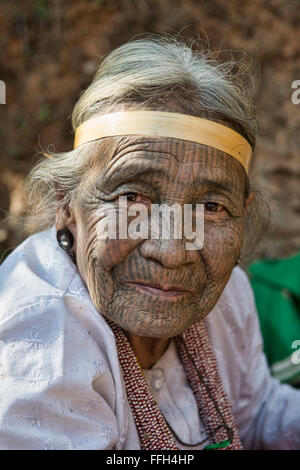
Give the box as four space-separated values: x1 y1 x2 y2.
139 238 198 269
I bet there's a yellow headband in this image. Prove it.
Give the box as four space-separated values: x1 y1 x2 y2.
74 111 252 172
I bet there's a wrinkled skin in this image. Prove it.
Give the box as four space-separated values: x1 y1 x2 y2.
57 135 253 367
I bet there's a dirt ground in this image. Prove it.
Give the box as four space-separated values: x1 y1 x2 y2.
0 0 299 264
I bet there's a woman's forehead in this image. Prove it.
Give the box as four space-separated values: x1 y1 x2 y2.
92 136 246 189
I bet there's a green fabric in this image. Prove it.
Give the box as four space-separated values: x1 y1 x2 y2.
247 251 300 386
204 439 231 450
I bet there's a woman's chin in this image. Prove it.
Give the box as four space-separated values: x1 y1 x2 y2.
105 301 203 339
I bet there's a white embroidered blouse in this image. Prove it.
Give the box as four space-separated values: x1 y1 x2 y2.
0 227 299 450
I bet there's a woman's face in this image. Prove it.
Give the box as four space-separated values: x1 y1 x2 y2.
62 136 250 338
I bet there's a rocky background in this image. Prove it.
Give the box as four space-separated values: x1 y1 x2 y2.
0 0 299 264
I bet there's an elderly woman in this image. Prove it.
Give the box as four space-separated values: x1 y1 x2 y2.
0 37 299 450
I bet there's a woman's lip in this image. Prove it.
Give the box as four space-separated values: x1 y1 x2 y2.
127 282 192 297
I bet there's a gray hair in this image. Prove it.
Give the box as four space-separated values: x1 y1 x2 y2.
25 35 267 261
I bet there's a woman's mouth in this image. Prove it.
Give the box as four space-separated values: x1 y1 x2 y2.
127 282 193 298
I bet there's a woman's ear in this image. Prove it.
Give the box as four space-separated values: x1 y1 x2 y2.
244 191 255 211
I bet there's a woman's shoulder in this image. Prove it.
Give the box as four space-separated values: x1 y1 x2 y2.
0 230 130 450
0 225 115 350
0 229 122 408
0 227 77 315
205 267 261 404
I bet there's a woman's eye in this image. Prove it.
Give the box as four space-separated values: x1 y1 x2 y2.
125 192 139 202
123 192 151 205
204 202 224 212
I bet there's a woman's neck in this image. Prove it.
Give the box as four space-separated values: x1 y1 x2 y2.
125 332 171 369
